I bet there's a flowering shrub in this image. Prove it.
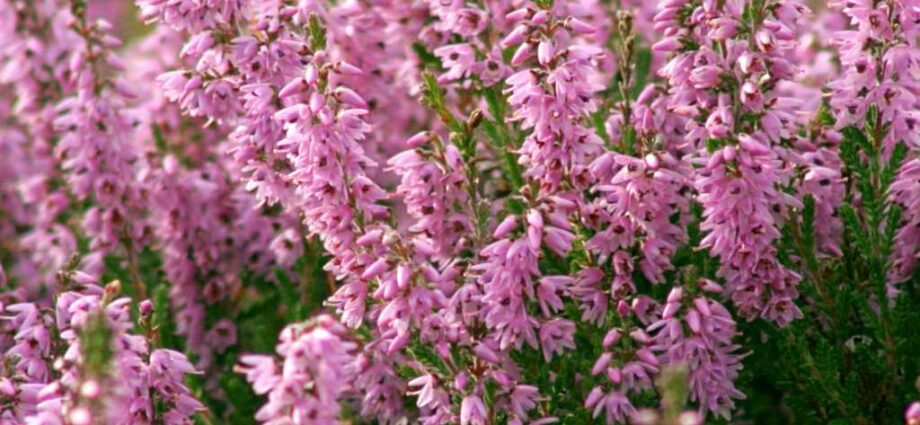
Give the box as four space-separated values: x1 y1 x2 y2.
1 0 919 423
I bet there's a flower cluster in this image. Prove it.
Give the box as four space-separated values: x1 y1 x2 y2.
1 275 202 424
236 315 357 424
833 0 920 288
0 0 919 424
655 0 810 325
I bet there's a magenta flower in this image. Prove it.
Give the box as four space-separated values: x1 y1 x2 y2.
0 0 915 423
907 402 920 425
238 315 358 425
460 394 487 425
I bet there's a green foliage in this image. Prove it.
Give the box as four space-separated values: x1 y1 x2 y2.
630 49 652 100
481 84 525 193
80 311 116 380
197 241 332 424
307 14 327 52
733 125 920 424
412 43 442 69
94 235 332 424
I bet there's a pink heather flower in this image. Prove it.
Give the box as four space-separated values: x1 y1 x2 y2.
695 140 803 324
0 0 904 423
587 150 691 285
828 1 920 291
408 374 451 422
53 11 149 258
539 318 576 362
238 315 358 425
473 201 577 356
434 44 477 83
475 236 541 351
269 227 304 268
137 0 242 32
585 387 635 424
3 303 52 383
571 267 608 325
888 160 920 288
795 134 845 257
460 394 487 425
689 65 722 89
828 0 920 154
148 158 279 372
479 47 510 87
206 319 238 353
907 402 920 425
649 288 745 419
271 47 398 344
586 306 661 424
388 141 472 260
657 0 807 325
0 302 52 421
19 278 202 425
426 1 489 37
307 2 428 171
503 7 605 193
508 385 541 419
537 276 570 316
149 349 205 422
150 24 416 420
352 351 406 421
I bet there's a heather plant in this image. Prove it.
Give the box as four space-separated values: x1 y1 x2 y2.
0 0 919 424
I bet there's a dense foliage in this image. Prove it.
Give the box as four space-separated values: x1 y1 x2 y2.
1 0 919 424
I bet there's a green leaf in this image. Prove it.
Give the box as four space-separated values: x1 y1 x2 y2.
881 142 908 190
307 14 327 52
153 284 182 350
412 43 442 69
802 194 817 254
817 101 835 126
842 126 872 157
706 137 728 153
80 312 115 379
840 205 870 256
274 269 302 322
592 110 609 145
630 48 652 99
